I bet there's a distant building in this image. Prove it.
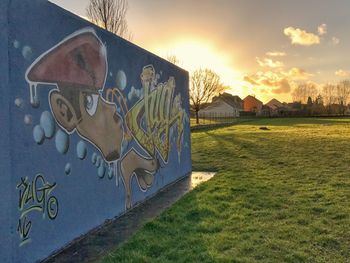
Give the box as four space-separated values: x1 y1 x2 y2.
243 95 263 115
198 93 243 118
266 98 284 110
264 98 284 116
261 105 272 117
287 102 302 110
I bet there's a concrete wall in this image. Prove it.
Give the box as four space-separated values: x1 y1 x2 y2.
0 1 191 262
0 1 12 263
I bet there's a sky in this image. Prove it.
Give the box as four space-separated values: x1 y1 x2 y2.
49 0 350 103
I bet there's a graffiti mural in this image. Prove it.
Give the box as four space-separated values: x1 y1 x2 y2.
123 65 185 163
25 28 187 209
16 174 58 247
0 1 190 261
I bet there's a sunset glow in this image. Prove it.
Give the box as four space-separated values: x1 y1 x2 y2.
153 39 245 96
51 0 350 103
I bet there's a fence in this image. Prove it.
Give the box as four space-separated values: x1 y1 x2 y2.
191 113 241 127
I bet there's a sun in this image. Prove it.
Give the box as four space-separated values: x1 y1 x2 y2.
152 39 246 95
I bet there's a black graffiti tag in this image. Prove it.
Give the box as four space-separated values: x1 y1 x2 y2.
16 174 58 246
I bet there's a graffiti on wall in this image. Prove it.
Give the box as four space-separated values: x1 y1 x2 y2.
123 65 185 163
24 27 187 210
16 174 58 246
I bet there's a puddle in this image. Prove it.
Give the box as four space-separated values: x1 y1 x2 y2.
191 171 216 189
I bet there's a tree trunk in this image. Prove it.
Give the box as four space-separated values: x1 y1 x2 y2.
195 110 199 124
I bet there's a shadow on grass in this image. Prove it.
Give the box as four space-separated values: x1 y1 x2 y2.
191 119 255 133
101 188 217 263
101 117 350 262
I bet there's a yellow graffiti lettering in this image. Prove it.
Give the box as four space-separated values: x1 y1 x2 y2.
125 65 185 161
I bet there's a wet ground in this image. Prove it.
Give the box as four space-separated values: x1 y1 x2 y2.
42 172 215 263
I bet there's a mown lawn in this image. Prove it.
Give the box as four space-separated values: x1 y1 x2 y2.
190 117 238 126
101 118 350 263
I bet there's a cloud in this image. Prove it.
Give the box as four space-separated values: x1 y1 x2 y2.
266 51 286 57
243 66 313 96
332 37 340 45
283 26 320 46
317 24 327 35
256 57 284 68
272 79 291 94
285 67 314 80
243 71 293 94
335 69 349 77
243 75 258 85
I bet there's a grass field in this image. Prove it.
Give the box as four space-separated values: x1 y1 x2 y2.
101 118 350 263
190 117 238 126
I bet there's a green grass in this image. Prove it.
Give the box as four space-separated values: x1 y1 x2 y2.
101 118 350 263
190 117 237 126
190 117 255 127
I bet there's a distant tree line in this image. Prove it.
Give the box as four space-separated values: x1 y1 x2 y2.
291 80 350 116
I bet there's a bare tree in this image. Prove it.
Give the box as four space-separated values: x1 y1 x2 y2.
166 54 180 66
190 69 226 124
322 83 337 114
86 0 132 39
292 83 307 103
292 82 318 103
336 80 350 115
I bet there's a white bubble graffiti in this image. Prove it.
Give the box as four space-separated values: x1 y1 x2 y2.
40 111 56 138
55 129 69 154
116 70 127 90
22 46 33 60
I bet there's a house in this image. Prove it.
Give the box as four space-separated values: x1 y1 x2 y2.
266 98 284 110
264 98 284 116
198 93 243 118
243 95 263 115
261 105 272 117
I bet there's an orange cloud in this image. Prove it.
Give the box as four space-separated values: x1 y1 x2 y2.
243 66 313 95
243 71 293 94
317 24 327 35
283 26 320 46
332 37 340 45
285 67 314 80
266 51 286 57
256 57 284 68
243 75 258 85
335 69 349 77
272 79 291 94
